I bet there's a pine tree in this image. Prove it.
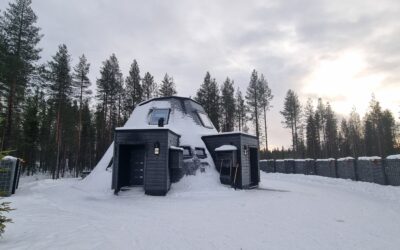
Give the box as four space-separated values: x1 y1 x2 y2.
0 0 42 150
125 59 142 114
280 89 301 154
21 89 39 174
159 73 177 97
96 54 123 150
316 98 327 157
142 72 157 100
324 103 338 157
246 70 261 140
235 88 247 131
195 72 220 131
338 119 351 157
72 54 91 176
220 77 235 132
47 44 72 179
347 108 363 157
258 74 273 152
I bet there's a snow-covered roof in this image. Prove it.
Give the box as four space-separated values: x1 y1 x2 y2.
203 131 257 138
358 156 381 160
215 145 237 152
387 154 400 160
2 155 18 161
170 146 184 151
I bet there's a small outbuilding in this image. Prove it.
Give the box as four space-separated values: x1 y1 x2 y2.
202 132 260 189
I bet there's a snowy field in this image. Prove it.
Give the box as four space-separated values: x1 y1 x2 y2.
1 172 400 250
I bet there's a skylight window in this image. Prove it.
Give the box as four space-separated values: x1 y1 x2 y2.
149 109 170 125
197 112 214 128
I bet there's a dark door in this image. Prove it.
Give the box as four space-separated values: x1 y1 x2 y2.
249 147 259 186
129 146 145 186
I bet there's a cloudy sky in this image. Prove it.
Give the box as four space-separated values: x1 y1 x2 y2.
1 0 399 148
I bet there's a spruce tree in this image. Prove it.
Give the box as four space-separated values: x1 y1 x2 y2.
324 103 338 158
47 44 72 179
0 0 42 150
258 74 273 152
142 72 157 100
195 72 220 131
159 73 177 97
235 88 247 131
304 99 319 158
245 70 264 141
280 89 301 154
347 108 363 157
125 59 142 114
220 77 235 132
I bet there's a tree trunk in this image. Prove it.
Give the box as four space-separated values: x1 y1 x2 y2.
263 106 268 153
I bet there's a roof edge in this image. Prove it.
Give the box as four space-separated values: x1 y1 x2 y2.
138 96 200 106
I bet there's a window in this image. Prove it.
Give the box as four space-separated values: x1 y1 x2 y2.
149 109 170 125
197 112 214 128
181 146 192 158
195 147 207 159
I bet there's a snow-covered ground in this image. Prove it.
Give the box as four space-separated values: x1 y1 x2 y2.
1 172 400 250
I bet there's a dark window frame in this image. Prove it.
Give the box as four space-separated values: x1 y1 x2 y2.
195 147 207 159
148 108 171 125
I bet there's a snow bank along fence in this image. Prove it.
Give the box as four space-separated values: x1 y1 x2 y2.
0 156 22 196
260 154 400 186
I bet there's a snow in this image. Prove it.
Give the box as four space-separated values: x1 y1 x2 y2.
215 145 237 151
205 131 256 137
316 158 335 162
294 159 314 162
338 157 355 161
2 155 18 161
170 146 184 151
387 154 400 160
2 173 400 250
358 156 381 160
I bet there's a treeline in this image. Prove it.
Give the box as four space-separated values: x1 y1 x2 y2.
0 0 180 177
279 90 400 159
0 0 275 178
1 0 398 177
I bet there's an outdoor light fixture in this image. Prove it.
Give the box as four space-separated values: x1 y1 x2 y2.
244 145 248 156
154 142 160 155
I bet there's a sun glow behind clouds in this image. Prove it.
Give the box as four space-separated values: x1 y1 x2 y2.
302 50 389 115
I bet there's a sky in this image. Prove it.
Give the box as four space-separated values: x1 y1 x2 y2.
1 0 399 148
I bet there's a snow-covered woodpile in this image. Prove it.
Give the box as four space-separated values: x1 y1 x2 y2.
384 155 400 186
337 157 356 180
315 159 337 177
275 159 295 173
261 155 400 186
259 160 275 173
357 157 386 185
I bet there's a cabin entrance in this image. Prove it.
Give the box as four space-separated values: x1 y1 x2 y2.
119 144 145 187
249 147 259 186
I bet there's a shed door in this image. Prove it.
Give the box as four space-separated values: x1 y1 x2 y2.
129 147 145 186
